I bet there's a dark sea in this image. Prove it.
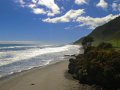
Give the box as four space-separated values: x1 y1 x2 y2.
0 42 81 78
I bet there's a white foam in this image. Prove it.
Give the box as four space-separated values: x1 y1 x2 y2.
0 45 80 67
43 60 52 66
0 46 32 49
0 44 54 50
10 72 14 74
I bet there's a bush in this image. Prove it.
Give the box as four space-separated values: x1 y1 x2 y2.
68 46 120 90
97 42 113 49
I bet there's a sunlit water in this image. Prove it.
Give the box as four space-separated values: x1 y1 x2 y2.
0 43 82 78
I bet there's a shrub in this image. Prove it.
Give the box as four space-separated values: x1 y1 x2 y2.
68 46 120 90
97 42 113 49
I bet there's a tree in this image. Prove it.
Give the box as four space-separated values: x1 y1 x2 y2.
82 36 94 48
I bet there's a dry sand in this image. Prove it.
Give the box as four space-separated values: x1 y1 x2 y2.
0 60 85 90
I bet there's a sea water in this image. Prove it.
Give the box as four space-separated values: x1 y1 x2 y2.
0 42 81 78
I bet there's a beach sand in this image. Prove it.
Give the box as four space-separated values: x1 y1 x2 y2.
0 60 85 90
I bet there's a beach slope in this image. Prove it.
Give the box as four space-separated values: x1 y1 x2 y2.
0 61 80 90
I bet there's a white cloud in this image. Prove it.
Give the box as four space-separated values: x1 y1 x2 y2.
31 0 37 3
76 14 120 29
43 8 120 29
96 0 108 9
75 0 87 5
16 0 120 30
32 8 46 14
64 25 80 30
43 9 85 23
112 3 120 12
18 0 25 5
17 0 60 16
38 0 60 16
27 4 36 8
17 0 26 7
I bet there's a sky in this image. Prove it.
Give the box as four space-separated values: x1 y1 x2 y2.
0 0 120 44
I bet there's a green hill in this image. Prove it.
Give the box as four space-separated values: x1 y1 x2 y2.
75 16 120 47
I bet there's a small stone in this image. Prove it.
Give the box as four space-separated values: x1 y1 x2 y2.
31 83 35 85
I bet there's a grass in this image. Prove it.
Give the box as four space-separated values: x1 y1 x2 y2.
75 39 120 50
92 40 120 48
106 40 120 48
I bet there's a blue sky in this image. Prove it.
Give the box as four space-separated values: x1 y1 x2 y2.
0 0 120 44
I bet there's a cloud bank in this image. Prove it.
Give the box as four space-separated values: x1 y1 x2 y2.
18 0 60 16
76 14 120 29
43 9 85 23
17 0 120 30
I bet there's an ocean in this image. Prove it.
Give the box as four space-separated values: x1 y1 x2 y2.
0 43 81 78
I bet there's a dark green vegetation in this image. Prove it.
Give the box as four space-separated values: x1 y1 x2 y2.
74 16 120 47
71 16 120 90
81 36 94 48
69 37 120 90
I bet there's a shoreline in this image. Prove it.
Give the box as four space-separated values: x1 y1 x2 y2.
0 59 67 81
0 60 82 90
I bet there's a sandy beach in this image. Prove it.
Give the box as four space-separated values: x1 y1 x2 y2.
0 60 84 90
